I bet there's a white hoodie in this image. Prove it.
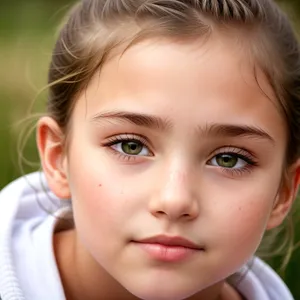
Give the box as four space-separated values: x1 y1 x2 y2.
0 172 295 300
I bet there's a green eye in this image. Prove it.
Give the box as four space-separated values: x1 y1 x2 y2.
109 137 151 157
121 141 143 155
215 154 238 168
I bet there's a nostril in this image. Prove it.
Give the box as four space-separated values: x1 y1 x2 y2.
156 211 165 216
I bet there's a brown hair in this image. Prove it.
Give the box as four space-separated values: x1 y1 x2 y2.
47 0 300 265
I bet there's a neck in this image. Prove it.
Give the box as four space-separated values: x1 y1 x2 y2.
53 229 243 300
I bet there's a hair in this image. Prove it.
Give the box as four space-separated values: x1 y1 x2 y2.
46 0 300 268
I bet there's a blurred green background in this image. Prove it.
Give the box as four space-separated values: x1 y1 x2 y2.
1 0 300 298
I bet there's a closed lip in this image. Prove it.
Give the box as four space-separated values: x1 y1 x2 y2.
135 235 204 250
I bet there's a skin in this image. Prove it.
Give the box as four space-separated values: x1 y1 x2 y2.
38 34 300 300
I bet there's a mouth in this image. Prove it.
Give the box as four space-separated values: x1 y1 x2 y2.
133 235 205 262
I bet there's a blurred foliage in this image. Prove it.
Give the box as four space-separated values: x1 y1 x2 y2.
1 0 300 298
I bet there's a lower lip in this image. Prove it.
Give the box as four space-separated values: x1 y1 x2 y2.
136 243 199 262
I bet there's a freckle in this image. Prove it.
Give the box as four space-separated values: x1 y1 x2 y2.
98 184 102 187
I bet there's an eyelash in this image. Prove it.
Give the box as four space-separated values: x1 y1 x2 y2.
102 136 258 175
102 134 152 161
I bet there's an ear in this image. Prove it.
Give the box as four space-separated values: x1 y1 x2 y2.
266 159 300 230
37 116 71 199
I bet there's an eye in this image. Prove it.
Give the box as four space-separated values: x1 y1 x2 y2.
207 147 258 177
209 153 248 169
112 140 150 156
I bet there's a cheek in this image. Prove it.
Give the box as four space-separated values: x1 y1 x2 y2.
207 182 278 266
66 145 142 249
67 170 134 267
221 199 270 242
65 146 119 239
68 163 123 228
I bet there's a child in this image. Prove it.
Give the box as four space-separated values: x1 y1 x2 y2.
1 0 300 299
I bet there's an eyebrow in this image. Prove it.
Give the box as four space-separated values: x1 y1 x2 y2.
90 110 275 144
90 110 171 131
199 123 275 144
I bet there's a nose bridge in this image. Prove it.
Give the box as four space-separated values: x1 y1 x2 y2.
149 158 199 221
166 167 188 196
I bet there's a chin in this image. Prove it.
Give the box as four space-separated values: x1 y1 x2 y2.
123 279 199 300
130 290 195 300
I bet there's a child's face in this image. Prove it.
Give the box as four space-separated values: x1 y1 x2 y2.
45 36 295 299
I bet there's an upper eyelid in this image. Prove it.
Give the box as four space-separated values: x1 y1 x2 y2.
103 134 151 147
209 146 256 158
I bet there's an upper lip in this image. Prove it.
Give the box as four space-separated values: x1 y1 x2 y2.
136 235 203 250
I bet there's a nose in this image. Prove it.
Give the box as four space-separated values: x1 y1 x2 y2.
148 168 200 222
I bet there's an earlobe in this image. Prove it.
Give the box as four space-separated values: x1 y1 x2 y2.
266 160 300 230
37 116 71 200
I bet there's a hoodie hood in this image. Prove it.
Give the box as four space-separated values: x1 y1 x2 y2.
0 172 68 300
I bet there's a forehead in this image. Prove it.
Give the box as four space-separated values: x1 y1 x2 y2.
72 35 286 144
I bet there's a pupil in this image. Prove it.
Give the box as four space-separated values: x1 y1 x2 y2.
223 156 231 162
130 143 137 150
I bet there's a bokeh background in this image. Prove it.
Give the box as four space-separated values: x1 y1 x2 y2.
1 0 300 298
